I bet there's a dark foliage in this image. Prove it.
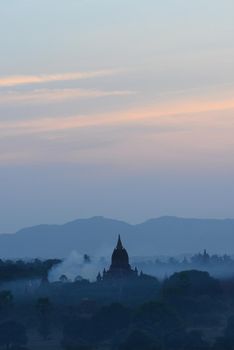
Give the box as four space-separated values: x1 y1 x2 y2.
0 259 61 282
0 321 27 349
0 265 234 350
163 270 221 297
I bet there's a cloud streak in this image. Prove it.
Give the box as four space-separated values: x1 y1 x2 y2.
0 69 120 88
1 94 234 137
0 88 136 105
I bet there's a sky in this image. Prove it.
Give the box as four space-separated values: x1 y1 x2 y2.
0 0 234 233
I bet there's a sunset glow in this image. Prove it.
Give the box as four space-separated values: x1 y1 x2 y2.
1 0 234 232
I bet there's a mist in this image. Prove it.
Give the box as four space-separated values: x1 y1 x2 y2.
48 251 107 282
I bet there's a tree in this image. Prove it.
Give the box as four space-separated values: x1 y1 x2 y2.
213 315 234 350
0 321 27 350
120 330 159 350
92 303 131 340
182 330 210 350
61 317 92 349
60 274 69 283
135 301 181 331
83 254 91 264
0 291 13 319
0 290 13 308
36 297 51 340
163 270 221 297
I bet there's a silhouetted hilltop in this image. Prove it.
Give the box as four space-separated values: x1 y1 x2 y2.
0 216 234 258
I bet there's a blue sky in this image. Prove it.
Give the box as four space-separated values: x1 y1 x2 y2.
0 0 234 232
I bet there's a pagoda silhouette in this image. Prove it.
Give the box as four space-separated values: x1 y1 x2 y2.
97 235 138 281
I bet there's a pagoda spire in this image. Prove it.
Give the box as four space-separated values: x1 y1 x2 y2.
116 235 123 250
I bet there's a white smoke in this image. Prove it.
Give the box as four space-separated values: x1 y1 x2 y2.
48 251 106 282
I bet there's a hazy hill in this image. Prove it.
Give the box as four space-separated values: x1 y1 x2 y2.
0 216 234 258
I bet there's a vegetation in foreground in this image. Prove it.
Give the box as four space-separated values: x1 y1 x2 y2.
0 259 234 349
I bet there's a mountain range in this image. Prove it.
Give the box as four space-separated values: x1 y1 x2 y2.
1 216 234 259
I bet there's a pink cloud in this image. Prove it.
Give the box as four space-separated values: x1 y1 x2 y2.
1 93 234 137
0 69 121 87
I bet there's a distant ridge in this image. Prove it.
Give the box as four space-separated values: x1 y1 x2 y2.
0 216 234 258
